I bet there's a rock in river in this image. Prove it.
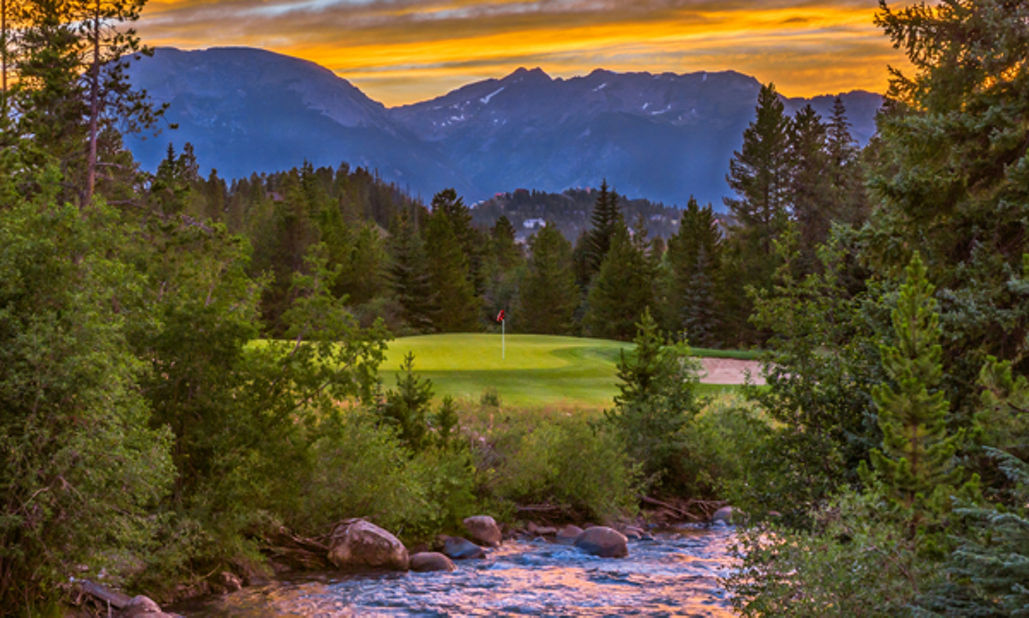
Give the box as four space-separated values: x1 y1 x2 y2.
442 536 486 560
410 552 457 572
574 526 629 558
463 515 502 547
555 524 584 545
328 519 409 571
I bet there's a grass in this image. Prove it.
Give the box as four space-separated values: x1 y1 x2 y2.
379 333 746 410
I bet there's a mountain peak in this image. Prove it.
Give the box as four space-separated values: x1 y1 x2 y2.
506 66 551 81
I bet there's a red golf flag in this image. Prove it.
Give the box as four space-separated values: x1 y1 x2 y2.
496 310 505 323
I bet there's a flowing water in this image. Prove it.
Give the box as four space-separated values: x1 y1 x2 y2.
174 525 738 617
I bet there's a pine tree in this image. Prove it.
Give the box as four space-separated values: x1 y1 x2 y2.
724 83 791 257
787 104 833 273
424 207 479 332
583 221 654 340
387 212 436 332
379 352 433 451
661 196 722 344
869 254 968 527
585 179 622 278
519 221 579 335
826 96 867 225
722 83 792 344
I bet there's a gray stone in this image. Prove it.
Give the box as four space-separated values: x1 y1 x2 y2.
410 552 457 572
462 515 502 547
120 595 174 617
712 506 739 525
527 521 557 536
328 519 409 571
574 526 629 558
442 536 486 560
217 571 243 593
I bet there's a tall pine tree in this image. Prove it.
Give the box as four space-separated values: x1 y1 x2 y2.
519 221 579 335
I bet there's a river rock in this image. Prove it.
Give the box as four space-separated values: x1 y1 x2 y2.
622 525 646 540
217 571 243 593
712 506 739 525
463 515 502 547
442 536 486 560
574 526 629 558
410 552 457 572
328 519 409 571
555 524 583 545
120 595 174 617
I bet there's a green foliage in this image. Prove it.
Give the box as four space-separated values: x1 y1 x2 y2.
867 254 971 525
584 179 622 278
379 352 434 450
519 221 579 335
604 308 701 492
488 415 640 522
747 229 885 524
660 196 723 345
727 488 940 617
0 191 173 607
424 197 480 332
387 211 437 333
583 223 655 340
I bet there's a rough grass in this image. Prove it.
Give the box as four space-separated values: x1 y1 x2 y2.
380 334 743 410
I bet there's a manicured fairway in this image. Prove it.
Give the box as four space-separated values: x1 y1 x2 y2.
380 334 742 409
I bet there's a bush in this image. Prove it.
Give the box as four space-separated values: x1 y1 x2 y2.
726 489 940 617
488 415 640 522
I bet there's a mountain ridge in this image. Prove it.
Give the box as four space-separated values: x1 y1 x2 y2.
125 47 882 208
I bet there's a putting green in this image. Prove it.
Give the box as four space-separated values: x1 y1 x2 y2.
379 333 736 409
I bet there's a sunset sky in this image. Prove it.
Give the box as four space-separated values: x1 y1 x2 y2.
137 0 908 106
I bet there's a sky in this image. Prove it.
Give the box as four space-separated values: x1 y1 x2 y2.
136 0 908 107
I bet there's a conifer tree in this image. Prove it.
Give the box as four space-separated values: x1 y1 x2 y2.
583 221 654 340
787 104 833 273
826 96 867 225
584 179 621 277
379 352 433 451
661 196 722 344
387 212 436 332
519 222 579 335
869 254 968 526
424 207 479 332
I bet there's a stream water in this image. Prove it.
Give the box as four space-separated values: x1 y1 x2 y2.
174 525 738 616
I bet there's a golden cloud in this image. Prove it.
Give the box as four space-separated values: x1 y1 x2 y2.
137 0 908 105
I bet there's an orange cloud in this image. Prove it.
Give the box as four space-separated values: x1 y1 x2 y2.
137 0 908 105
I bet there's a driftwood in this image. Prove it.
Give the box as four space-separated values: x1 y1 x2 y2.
262 525 333 571
641 495 727 522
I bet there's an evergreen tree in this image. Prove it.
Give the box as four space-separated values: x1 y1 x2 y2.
387 212 436 332
431 188 485 296
379 352 433 451
722 83 792 344
584 179 621 278
787 104 833 273
868 254 970 529
869 0 1029 407
583 221 654 340
519 222 579 335
826 96 867 225
424 207 479 332
661 196 722 345
605 308 701 490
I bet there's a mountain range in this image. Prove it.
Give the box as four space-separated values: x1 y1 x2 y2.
126 47 882 209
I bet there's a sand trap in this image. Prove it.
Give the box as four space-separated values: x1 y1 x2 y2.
697 358 766 385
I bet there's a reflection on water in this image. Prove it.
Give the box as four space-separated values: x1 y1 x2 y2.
176 526 737 617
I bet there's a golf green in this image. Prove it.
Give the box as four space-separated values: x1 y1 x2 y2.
379 333 736 409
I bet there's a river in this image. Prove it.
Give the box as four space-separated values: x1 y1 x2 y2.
174 525 737 616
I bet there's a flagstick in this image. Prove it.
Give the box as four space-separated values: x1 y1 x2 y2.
502 318 505 360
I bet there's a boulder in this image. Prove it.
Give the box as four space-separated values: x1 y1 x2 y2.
328 519 409 571
555 524 584 545
410 552 457 572
442 536 486 560
712 506 739 525
462 515 502 547
574 526 629 558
